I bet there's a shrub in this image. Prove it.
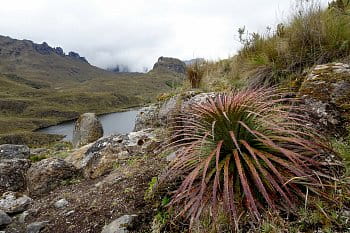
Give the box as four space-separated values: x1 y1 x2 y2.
186 62 205 89
159 88 343 230
233 0 350 88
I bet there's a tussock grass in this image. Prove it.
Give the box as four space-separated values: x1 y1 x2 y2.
186 61 205 89
202 0 350 90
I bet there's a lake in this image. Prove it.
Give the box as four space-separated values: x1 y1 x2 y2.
38 110 140 141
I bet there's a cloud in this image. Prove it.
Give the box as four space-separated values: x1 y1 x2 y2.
0 0 330 71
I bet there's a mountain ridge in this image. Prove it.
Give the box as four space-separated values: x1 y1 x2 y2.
0 35 185 145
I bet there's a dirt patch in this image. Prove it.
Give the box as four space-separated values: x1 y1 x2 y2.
6 154 166 233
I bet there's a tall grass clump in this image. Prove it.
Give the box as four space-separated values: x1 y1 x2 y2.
159 88 343 230
236 0 350 87
187 61 205 89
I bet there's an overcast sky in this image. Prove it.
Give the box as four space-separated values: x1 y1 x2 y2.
0 0 329 71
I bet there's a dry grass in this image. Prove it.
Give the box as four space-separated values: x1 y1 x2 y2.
200 0 350 90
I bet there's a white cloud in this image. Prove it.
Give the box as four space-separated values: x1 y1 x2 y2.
0 0 330 71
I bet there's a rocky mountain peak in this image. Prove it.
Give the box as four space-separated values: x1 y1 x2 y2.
152 56 186 74
0 35 89 63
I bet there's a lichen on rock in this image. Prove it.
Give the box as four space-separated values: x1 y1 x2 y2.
299 62 350 134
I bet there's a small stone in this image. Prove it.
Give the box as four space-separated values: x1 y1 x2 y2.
0 192 32 214
101 215 137 233
0 210 11 226
19 209 38 224
26 221 49 233
65 210 75 216
166 152 176 162
343 210 350 217
54 199 69 208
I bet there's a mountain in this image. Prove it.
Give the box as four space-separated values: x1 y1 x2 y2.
0 35 185 145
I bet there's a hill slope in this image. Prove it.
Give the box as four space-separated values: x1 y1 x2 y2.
0 35 185 145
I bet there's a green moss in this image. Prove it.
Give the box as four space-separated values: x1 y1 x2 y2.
29 154 48 162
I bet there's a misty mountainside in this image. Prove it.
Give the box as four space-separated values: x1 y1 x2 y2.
0 35 185 145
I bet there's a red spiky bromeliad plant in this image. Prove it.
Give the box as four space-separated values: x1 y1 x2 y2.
160 88 342 229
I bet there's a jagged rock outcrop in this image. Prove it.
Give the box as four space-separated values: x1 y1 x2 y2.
66 129 158 179
26 158 77 196
299 62 350 134
67 51 88 63
72 113 104 148
32 41 88 63
152 56 186 74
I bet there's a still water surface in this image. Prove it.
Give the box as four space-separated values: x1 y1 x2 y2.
38 110 139 141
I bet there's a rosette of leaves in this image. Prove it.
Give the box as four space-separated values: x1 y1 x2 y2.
160 88 342 229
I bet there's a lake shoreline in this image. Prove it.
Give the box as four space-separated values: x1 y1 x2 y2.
37 109 141 142
33 105 144 133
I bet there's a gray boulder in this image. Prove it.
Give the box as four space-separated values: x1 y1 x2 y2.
134 105 159 131
0 144 30 160
66 129 158 179
26 158 77 196
0 159 31 193
299 62 350 135
26 221 49 233
134 92 214 131
101 215 137 233
0 192 32 214
0 210 11 226
72 113 104 148
54 198 69 209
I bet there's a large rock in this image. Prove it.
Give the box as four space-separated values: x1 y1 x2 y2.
152 57 186 74
26 158 77 196
65 129 158 179
0 159 31 193
72 113 104 148
134 92 214 131
299 63 350 134
0 144 30 160
101 215 137 233
26 221 49 233
134 105 159 131
0 192 32 214
0 210 11 226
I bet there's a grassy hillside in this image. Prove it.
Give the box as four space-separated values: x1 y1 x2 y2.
0 35 184 145
194 0 350 92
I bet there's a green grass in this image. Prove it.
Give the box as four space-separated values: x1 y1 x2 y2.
199 0 350 91
332 134 350 175
236 0 350 87
0 36 184 145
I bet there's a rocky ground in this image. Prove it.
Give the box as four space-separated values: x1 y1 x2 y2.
0 125 168 233
0 62 349 233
